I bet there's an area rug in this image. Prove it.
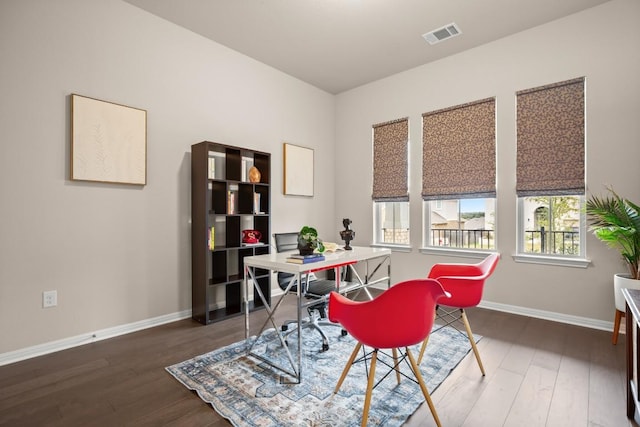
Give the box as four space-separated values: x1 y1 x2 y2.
166 324 476 426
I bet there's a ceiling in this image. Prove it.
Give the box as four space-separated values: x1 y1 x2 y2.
124 0 610 94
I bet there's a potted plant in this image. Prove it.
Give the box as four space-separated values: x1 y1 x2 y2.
586 186 640 343
297 226 325 255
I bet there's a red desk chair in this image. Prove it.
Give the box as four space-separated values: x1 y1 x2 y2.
417 253 500 376
329 279 449 427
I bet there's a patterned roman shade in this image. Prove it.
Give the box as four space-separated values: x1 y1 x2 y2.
422 98 496 200
516 77 585 197
372 118 409 201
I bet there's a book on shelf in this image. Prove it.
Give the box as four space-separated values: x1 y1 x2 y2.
286 254 325 264
227 191 235 214
253 192 261 214
208 157 216 179
208 227 215 251
241 159 247 182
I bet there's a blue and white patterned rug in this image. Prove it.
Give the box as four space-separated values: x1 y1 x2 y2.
166 324 476 426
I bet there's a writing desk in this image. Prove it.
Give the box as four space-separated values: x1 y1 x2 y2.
243 246 391 383
624 288 640 424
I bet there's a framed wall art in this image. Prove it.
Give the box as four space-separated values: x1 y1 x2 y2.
283 143 314 196
71 94 147 185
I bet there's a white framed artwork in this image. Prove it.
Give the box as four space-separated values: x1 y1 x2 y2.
283 143 314 197
71 94 147 185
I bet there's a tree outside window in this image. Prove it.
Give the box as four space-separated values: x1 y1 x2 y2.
522 195 581 255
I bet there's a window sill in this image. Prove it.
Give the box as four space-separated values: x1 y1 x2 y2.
419 246 496 259
512 253 591 268
370 243 412 253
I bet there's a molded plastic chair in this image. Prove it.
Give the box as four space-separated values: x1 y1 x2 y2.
329 279 449 427
273 232 338 351
417 253 500 376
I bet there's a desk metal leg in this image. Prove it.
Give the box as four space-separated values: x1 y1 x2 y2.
244 267 250 339
366 255 391 289
295 272 303 383
344 254 391 300
348 266 373 300
244 266 304 384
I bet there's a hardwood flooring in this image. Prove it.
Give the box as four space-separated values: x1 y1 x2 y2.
0 296 630 426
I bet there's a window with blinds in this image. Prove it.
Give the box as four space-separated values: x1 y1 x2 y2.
422 98 496 251
372 118 410 246
516 77 585 258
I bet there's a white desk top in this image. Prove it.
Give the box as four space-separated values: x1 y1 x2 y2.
244 246 391 274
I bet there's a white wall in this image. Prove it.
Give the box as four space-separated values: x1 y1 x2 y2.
335 0 640 322
0 0 336 355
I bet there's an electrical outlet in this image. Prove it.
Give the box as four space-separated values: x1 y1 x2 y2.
43 290 57 308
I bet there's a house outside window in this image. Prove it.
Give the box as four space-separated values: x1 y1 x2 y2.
427 198 495 250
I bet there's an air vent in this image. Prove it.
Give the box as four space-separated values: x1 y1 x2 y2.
422 23 462 45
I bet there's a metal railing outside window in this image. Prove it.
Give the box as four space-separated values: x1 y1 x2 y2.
430 229 495 250
523 227 580 255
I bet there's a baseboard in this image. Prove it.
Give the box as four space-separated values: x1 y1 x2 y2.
478 300 613 332
0 309 192 367
278 285 615 332
0 298 614 367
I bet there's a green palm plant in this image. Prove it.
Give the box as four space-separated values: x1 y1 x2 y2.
586 187 640 280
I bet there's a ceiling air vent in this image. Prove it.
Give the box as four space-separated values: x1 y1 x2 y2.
422 23 462 45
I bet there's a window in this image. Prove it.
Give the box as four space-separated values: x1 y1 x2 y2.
516 77 585 260
427 198 495 250
422 98 496 251
519 195 583 255
372 118 409 247
374 201 410 245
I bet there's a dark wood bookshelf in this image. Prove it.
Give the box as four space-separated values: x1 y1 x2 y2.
191 141 271 325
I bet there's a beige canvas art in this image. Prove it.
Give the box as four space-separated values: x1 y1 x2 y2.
71 94 147 185
283 143 313 196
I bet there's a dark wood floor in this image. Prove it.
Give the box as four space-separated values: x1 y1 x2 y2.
0 295 631 426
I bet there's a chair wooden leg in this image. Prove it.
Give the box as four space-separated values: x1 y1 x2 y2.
406 347 442 427
613 309 625 345
418 307 437 364
417 336 429 365
461 310 485 376
392 347 401 385
335 342 362 393
361 349 378 427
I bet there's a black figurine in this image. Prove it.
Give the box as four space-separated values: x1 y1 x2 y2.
339 218 355 250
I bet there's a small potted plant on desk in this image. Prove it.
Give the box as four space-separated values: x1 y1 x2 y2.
297 226 325 256
586 186 640 344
